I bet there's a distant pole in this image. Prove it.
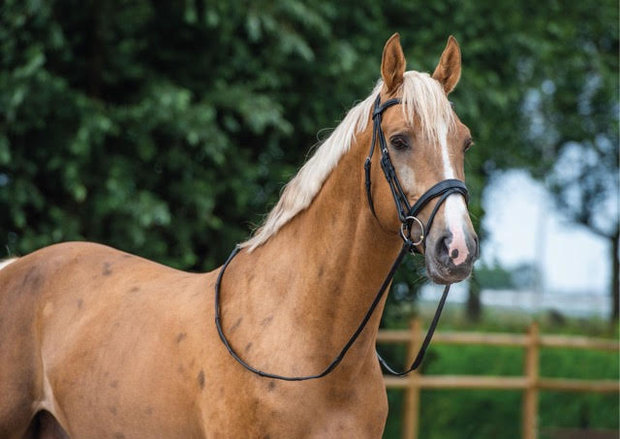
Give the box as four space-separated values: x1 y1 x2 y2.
534 140 554 305
534 199 547 309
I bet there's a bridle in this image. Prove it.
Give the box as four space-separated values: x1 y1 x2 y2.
214 94 469 381
365 95 468 252
365 95 468 375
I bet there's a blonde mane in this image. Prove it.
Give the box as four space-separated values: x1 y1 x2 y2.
240 71 455 251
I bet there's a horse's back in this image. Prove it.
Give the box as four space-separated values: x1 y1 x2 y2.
0 241 204 331
0 242 215 438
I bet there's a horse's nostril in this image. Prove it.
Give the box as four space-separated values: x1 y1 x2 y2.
435 232 474 267
436 234 452 261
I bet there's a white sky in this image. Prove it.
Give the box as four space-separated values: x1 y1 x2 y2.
481 170 611 295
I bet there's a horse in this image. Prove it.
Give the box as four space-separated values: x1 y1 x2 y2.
0 33 477 438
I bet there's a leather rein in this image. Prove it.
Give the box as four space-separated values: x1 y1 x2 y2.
214 94 469 381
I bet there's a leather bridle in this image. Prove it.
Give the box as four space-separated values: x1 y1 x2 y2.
214 94 470 381
365 95 468 252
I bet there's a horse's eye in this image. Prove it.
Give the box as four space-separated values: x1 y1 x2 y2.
390 135 409 151
464 138 474 152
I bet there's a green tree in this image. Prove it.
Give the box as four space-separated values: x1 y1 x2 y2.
521 2 619 321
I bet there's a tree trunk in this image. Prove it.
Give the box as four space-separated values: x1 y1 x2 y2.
611 230 619 323
466 270 482 321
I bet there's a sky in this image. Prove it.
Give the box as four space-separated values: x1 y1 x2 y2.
481 170 611 295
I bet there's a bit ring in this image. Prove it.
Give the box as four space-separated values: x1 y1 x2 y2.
400 216 425 246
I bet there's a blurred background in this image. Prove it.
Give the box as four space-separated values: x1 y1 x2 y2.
0 1 617 438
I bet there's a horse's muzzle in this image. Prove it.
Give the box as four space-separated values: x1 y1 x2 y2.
425 230 478 284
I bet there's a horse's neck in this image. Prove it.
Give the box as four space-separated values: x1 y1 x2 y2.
221 134 402 375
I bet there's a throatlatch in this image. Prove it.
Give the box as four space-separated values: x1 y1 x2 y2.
214 95 469 381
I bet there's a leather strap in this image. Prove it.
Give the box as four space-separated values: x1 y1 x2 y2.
377 284 450 375
365 96 401 218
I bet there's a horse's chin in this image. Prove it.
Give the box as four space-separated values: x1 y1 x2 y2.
425 257 473 285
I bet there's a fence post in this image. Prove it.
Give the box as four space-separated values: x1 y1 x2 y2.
402 318 422 439
523 322 540 439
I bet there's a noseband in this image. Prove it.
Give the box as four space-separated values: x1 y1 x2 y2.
214 95 470 381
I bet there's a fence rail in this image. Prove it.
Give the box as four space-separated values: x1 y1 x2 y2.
377 320 620 439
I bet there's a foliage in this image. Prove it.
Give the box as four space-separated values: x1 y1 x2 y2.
475 261 543 291
0 0 392 269
518 0 619 320
475 262 516 290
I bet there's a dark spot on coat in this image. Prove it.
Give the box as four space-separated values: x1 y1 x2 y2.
317 265 325 278
22 266 43 293
245 342 252 352
77 299 83 309
102 262 112 276
331 287 342 298
260 315 273 327
114 433 125 439
176 332 187 343
267 381 276 391
229 317 242 333
129 286 140 293
325 306 336 321
108 406 117 415
328 387 354 404
110 380 119 388
197 370 205 389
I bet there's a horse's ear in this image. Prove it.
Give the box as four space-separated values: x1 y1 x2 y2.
432 36 461 95
381 33 406 93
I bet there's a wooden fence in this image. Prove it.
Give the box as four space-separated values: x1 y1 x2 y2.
377 320 620 439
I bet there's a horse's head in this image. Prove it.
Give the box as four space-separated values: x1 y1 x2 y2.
368 34 478 284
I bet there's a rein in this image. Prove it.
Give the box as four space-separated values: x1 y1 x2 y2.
214 95 469 381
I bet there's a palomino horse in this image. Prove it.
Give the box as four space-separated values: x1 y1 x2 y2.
0 34 477 438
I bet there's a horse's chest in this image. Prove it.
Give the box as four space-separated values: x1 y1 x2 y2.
202 379 387 438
